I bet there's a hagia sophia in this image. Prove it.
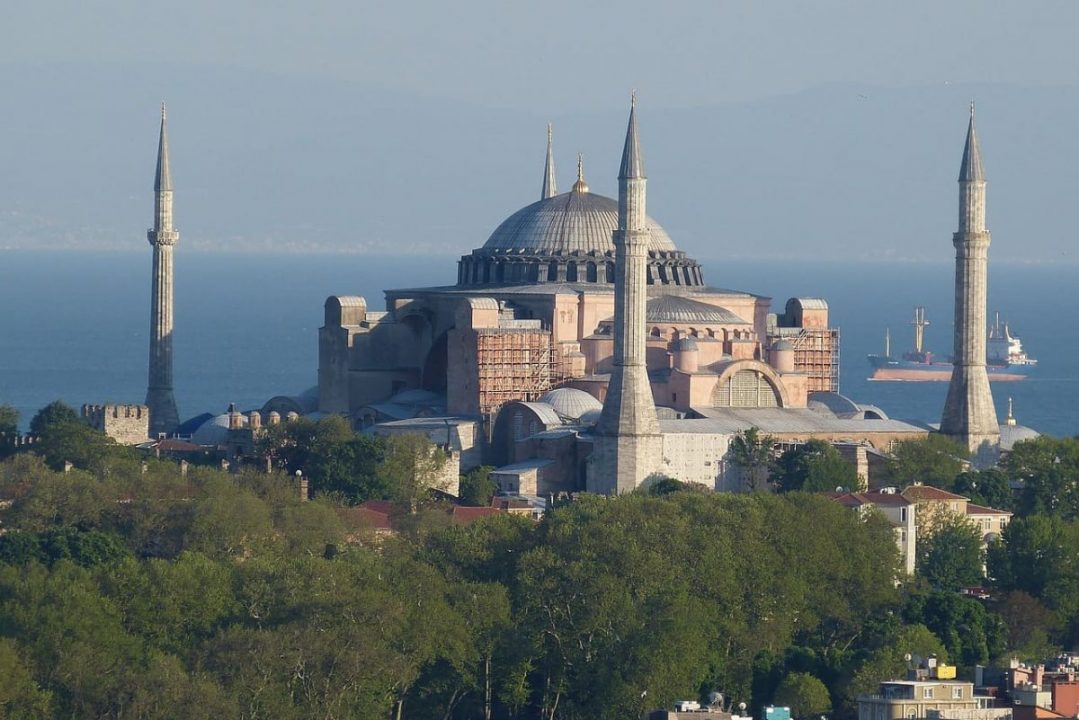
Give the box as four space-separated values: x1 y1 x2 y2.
315 101 933 494
123 97 1032 496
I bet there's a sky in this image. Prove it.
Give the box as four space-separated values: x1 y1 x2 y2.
2 1 1077 261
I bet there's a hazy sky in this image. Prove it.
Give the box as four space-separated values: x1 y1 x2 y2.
2 2 1077 262
7 2 1077 110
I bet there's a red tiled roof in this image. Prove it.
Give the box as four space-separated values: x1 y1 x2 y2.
360 499 396 515
155 439 203 452
338 505 394 532
901 485 969 502
451 506 502 525
966 502 1013 516
490 497 531 510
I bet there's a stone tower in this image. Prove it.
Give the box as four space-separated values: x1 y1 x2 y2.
145 104 181 437
541 123 557 199
940 103 999 467
588 97 662 494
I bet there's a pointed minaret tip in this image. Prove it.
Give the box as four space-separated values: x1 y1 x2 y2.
155 103 173 192
959 100 985 182
541 122 558 200
618 94 645 180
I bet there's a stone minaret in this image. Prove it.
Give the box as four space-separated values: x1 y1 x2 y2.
541 123 557 199
145 104 181 437
940 103 999 467
588 97 661 494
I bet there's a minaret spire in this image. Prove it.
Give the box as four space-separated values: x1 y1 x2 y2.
589 95 661 494
541 123 557 199
146 104 181 437
155 103 172 192
959 101 985 184
941 102 999 466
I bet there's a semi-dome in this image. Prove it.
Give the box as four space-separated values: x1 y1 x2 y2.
645 295 749 325
539 387 602 420
483 190 676 255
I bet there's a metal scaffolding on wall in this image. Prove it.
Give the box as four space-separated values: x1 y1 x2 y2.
785 327 841 393
474 330 559 415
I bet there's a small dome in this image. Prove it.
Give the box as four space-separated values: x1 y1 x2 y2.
191 413 241 446
539 387 603 420
1000 423 1039 451
483 191 675 255
672 336 699 352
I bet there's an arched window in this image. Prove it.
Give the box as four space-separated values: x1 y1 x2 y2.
712 370 781 408
586 262 598 282
566 262 578 282
513 411 524 440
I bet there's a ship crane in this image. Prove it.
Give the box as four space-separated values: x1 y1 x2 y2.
911 306 930 354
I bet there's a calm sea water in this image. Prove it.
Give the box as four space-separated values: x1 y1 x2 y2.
0 251 1075 437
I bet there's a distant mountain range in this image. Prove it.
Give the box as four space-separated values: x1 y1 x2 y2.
1 62 1075 262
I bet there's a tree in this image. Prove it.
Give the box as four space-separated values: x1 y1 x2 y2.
987 515 1079 643
257 416 389 502
730 427 776 492
1009 437 1079 519
846 624 947 704
774 672 832 719
916 513 984 591
953 468 1013 512
886 435 968 489
0 637 52 718
773 440 858 493
903 590 1005 667
28 401 79 436
992 591 1060 661
460 465 497 506
0 404 18 435
378 433 450 512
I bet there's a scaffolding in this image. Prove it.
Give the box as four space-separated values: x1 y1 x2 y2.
783 327 841 393
474 329 559 415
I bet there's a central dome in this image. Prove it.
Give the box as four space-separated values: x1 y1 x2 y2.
483 189 676 255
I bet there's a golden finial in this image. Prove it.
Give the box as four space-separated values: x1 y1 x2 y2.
572 153 589 193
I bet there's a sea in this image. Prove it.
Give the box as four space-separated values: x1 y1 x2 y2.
0 251 1076 437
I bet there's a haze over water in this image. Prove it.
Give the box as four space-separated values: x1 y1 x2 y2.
1 250 1074 438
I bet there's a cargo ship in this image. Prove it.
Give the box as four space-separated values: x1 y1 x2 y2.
867 308 1036 382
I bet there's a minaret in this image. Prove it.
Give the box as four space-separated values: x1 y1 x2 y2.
145 104 181 437
541 123 557 199
940 102 999 466
588 96 661 494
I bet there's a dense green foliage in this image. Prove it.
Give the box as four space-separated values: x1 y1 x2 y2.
730 427 776 491
885 435 969 489
3 409 1079 718
0 404 18 436
773 440 859 493
915 513 984 591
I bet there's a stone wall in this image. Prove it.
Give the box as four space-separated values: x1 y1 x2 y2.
81 404 150 445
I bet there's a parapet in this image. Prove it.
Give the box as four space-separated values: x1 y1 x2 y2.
81 403 150 445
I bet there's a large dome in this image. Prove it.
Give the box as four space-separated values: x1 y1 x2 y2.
483 190 676 255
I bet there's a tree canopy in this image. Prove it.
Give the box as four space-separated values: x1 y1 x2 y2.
773 440 858 493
